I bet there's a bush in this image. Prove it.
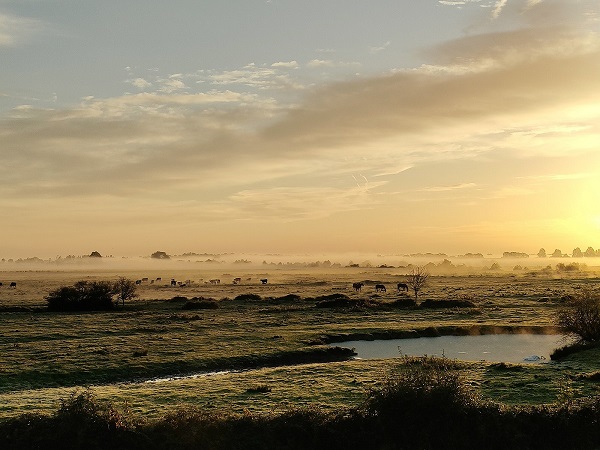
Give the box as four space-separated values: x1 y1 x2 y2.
46 281 114 311
557 291 600 342
234 293 262 302
182 299 219 310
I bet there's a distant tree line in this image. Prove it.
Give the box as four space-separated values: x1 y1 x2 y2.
538 247 600 258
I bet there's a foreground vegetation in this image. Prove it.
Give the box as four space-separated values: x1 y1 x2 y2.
3 357 600 450
3 268 600 447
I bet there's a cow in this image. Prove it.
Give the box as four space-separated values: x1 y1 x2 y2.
375 284 386 292
142 277 149 282
0 282 3 287
352 282 364 292
9 282 17 288
156 277 162 281
171 279 177 286
209 279 220 284
397 283 409 292
260 279 268 284
233 277 242 284
135 280 142 285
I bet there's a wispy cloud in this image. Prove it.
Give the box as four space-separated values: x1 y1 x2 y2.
271 61 298 69
369 41 391 54
0 11 42 47
1 14 598 227
492 0 509 19
421 183 477 192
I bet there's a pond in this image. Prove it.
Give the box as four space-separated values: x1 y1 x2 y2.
332 334 570 364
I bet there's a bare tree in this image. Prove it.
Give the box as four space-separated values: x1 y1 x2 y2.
557 290 600 343
113 277 138 307
407 266 429 303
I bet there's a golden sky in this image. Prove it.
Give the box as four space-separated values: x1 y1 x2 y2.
1 0 599 258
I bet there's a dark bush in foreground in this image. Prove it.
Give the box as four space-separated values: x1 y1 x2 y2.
182 299 219 310
5 358 600 449
46 281 114 311
234 293 262 302
314 294 377 308
389 298 417 308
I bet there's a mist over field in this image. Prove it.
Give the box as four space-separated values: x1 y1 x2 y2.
2 249 600 275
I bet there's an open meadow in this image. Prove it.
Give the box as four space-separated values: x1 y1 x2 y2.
2 256 600 425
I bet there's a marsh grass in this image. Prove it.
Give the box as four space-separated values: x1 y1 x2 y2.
2 270 600 428
4 359 600 449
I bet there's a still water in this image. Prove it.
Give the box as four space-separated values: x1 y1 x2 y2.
333 334 570 364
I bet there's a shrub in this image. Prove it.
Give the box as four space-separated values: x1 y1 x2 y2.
234 293 262 302
246 384 271 394
557 290 600 342
389 298 417 308
360 356 482 448
182 299 219 310
46 281 114 311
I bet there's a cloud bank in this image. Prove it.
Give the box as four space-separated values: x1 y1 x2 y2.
1 0 599 255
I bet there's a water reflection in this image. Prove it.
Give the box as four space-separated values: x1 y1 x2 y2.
333 334 570 363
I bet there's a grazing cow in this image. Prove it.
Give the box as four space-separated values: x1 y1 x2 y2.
375 284 386 292
142 277 149 282
352 282 364 292
0 282 3 287
233 277 242 284
10 282 17 288
397 283 409 292
150 279 154 284
260 279 268 284
156 277 162 281
209 279 220 285
170 279 177 286
135 280 142 285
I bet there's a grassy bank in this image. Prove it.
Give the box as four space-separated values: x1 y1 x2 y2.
3 357 600 450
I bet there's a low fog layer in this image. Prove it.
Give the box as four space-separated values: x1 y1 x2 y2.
2 251 600 275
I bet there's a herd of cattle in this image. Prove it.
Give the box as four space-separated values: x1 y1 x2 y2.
353 282 410 293
130 277 270 287
0 280 409 293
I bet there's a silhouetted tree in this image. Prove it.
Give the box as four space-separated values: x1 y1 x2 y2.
89 251 102 258
557 290 600 342
537 248 546 258
551 249 563 258
585 247 596 257
572 248 583 258
407 266 429 303
151 251 170 260
113 277 138 307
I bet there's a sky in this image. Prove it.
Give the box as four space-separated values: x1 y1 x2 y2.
1 0 599 259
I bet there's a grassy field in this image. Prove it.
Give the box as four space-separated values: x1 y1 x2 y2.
2 262 600 421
